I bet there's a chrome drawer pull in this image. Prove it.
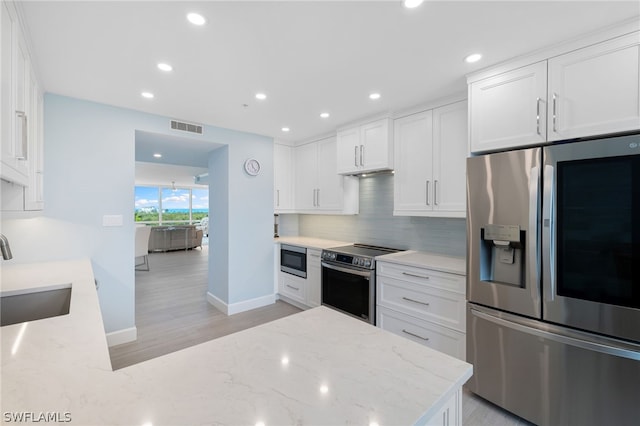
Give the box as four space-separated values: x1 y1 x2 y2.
402 296 430 306
286 284 300 291
402 329 429 341
402 272 430 280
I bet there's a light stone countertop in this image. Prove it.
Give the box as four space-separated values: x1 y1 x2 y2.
1 259 472 425
275 236 351 250
376 250 466 276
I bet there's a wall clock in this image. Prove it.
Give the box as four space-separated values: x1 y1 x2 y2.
244 158 261 176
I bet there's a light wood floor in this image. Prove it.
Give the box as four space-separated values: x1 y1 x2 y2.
109 246 531 425
108 246 301 370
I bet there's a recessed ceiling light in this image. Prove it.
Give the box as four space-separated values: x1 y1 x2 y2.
153 153 162 158
369 93 381 100
141 92 154 99
255 93 267 100
403 0 424 9
187 13 206 26
320 112 330 118
157 63 173 72
465 53 483 63
281 127 290 132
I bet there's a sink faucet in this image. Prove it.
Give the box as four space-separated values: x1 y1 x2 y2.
1 234 13 260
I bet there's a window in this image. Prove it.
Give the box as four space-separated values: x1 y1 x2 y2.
134 185 209 226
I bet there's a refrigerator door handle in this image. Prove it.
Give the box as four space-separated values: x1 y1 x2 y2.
470 307 640 361
528 166 540 296
543 164 555 301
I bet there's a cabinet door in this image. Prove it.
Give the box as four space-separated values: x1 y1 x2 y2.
25 79 43 210
306 249 322 307
294 143 317 211
316 136 344 211
548 33 640 142
274 143 294 212
0 2 29 185
432 101 468 216
360 118 392 172
393 110 433 215
336 127 360 174
470 61 547 153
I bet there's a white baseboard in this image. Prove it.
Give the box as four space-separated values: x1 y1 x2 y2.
106 326 137 347
206 292 276 315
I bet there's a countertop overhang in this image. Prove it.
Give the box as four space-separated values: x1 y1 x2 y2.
1 259 472 425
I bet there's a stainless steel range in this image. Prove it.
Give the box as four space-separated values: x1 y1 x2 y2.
321 244 402 325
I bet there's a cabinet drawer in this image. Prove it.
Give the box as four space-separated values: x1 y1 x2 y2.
377 262 465 294
377 275 465 332
377 306 465 361
279 273 306 304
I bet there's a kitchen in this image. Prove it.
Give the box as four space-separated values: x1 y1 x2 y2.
2 1 640 425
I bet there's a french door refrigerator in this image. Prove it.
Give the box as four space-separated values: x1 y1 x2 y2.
466 133 640 426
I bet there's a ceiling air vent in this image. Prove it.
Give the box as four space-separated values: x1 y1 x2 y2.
170 120 203 135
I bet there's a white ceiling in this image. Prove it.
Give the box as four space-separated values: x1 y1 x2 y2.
135 161 209 188
21 1 640 146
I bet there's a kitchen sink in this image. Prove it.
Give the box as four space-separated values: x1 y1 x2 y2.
0 285 71 327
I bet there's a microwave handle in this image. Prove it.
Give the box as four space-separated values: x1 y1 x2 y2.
543 164 555 301
528 166 540 299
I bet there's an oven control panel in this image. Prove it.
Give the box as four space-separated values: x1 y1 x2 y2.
322 251 373 269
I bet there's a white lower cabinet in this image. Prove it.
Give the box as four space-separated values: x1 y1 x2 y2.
306 249 322 308
278 246 322 309
376 260 466 360
279 273 306 305
422 388 462 426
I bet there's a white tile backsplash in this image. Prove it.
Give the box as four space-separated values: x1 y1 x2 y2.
287 174 466 257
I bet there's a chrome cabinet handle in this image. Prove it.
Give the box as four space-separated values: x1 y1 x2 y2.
286 284 300 291
312 189 317 207
360 145 364 166
536 97 541 136
15 111 27 160
276 189 280 207
426 180 430 206
402 329 429 341
402 271 430 280
354 146 359 167
316 189 320 207
402 296 430 306
552 93 558 133
434 180 439 206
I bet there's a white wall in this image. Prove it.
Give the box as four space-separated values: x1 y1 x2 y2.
0 94 274 335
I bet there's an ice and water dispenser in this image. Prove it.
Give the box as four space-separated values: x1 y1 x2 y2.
479 224 526 287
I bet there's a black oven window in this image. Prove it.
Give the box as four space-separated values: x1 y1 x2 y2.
556 154 639 309
322 267 370 321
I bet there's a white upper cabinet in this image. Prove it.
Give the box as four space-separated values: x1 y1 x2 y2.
1 1 30 185
469 61 548 153
394 100 468 217
469 29 640 153
393 110 434 213
336 118 393 174
294 136 359 214
547 33 640 142
432 101 468 214
273 143 294 213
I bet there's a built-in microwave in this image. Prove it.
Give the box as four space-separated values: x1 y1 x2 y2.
280 244 307 279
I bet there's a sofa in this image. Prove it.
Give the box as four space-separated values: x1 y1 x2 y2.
148 225 203 252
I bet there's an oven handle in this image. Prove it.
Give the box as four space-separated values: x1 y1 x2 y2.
321 261 372 278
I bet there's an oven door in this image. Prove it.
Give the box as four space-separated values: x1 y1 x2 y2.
321 261 374 324
543 133 640 342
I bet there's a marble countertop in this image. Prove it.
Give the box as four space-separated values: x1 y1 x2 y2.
376 250 466 276
275 236 351 250
1 259 472 425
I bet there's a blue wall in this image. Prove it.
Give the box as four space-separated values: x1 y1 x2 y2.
1 94 274 334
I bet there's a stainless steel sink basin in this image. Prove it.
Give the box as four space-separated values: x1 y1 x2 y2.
1 285 71 327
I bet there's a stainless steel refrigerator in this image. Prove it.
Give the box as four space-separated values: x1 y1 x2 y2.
466 133 640 426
